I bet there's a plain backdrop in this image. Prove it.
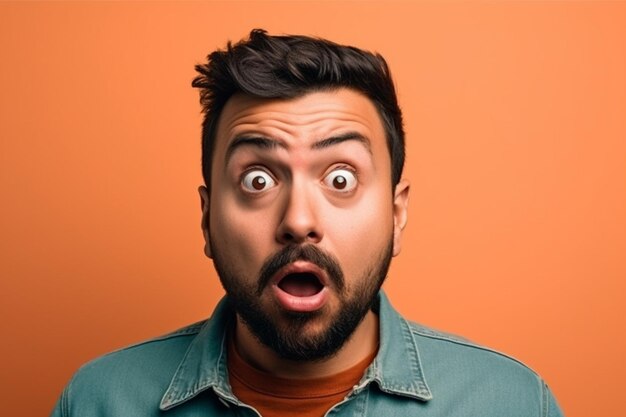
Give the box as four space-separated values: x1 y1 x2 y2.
1 2 625 417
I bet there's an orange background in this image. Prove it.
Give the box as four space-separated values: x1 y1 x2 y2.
1 2 625 416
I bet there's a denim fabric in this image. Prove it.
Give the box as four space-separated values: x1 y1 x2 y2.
51 292 564 416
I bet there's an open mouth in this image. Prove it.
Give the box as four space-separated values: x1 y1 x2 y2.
271 262 329 312
277 272 324 297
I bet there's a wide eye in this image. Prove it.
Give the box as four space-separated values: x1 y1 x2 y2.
241 169 276 193
323 168 357 192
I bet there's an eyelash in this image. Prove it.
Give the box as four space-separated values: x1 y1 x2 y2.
324 164 359 191
240 166 276 190
330 164 357 177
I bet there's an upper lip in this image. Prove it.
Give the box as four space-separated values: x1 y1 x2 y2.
271 261 329 288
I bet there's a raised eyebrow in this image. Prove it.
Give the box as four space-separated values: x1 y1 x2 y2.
312 132 372 154
225 135 285 164
225 132 372 163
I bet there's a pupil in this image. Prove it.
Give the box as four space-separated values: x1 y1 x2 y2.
252 176 266 190
333 176 346 189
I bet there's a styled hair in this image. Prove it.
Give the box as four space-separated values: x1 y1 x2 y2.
192 29 405 189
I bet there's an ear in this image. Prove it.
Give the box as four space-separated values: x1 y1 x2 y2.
198 185 212 259
392 178 410 257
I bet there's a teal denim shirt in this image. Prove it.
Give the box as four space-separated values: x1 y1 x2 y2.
52 292 564 416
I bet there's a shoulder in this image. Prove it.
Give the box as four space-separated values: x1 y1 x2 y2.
55 320 207 417
409 320 541 379
405 321 562 416
74 319 205 380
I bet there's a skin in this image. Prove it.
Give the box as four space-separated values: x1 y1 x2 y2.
199 88 410 379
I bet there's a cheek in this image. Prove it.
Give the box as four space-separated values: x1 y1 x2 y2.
328 194 394 272
210 195 276 272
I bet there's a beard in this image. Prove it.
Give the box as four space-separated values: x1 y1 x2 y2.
210 240 393 362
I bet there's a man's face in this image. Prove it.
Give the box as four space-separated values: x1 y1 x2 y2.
200 88 409 361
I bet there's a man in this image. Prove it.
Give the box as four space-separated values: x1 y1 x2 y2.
51 29 564 417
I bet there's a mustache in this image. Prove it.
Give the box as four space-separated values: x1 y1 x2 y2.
256 244 345 295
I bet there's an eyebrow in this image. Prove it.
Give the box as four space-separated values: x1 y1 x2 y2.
311 132 372 153
225 132 372 164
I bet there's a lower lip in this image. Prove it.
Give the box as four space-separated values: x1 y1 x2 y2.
271 285 329 312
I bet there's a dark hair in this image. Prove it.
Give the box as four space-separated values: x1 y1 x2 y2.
192 29 405 189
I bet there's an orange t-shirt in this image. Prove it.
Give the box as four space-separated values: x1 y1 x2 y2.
228 339 376 417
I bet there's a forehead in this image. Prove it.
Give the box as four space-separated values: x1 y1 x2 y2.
213 88 388 154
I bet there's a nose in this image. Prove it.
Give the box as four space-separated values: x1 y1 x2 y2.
275 183 323 245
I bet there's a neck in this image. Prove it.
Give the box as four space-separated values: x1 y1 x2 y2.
233 310 379 380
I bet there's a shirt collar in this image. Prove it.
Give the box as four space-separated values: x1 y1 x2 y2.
364 291 433 400
160 291 432 410
159 297 235 410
